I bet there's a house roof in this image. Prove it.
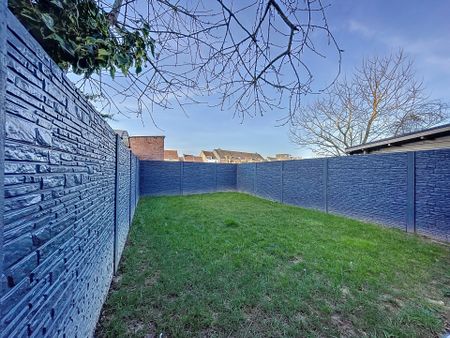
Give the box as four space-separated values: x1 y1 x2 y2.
127 135 165 138
213 149 264 162
201 150 215 157
183 154 204 162
345 123 450 154
164 149 179 161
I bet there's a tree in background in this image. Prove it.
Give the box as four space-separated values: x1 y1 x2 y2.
9 0 342 120
289 50 449 156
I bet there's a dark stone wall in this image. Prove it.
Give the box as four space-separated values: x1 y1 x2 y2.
236 163 256 194
328 154 408 229
130 156 138 220
255 161 282 202
415 149 450 240
140 161 182 196
1 11 139 337
0 4 7 325
139 161 237 196
182 162 216 194
114 140 131 271
216 164 237 191
236 154 449 242
282 159 326 210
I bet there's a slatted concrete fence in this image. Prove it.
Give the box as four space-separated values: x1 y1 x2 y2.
0 8 139 337
236 152 450 241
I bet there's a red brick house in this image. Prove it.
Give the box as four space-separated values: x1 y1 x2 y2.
129 136 165 160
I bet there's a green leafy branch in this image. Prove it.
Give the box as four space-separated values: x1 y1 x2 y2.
9 0 155 78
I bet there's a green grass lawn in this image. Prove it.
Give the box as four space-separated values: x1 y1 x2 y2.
96 193 450 338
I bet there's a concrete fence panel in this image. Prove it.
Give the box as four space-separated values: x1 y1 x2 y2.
1 10 139 337
114 139 131 272
139 161 182 196
140 161 237 196
236 163 256 194
182 162 216 194
415 149 450 239
255 161 282 202
216 163 237 191
282 159 326 211
235 153 449 242
327 154 408 230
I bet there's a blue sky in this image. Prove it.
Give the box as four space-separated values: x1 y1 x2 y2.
108 0 450 158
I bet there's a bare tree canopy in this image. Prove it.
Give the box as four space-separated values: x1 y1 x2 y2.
10 0 342 121
290 50 449 156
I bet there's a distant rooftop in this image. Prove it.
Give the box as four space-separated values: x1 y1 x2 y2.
164 149 179 161
214 149 264 163
183 154 203 162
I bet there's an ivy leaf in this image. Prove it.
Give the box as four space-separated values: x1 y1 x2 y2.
41 13 55 31
96 48 110 61
110 66 116 79
136 63 142 75
50 0 64 8
9 0 156 80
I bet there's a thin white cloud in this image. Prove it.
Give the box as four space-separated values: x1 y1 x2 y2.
347 20 450 74
348 20 376 38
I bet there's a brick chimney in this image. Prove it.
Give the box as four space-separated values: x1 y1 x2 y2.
129 136 165 160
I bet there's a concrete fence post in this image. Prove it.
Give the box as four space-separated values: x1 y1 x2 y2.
324 158 329 213
406 152 416 233
137 158 140 199
128 151 132 226
113 134 120 273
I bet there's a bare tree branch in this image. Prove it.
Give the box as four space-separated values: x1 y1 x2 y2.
290 50 449 156
75 0 342 122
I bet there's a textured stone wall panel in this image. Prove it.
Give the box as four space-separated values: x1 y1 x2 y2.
236 163 256 194
327 154 408 229
182 162 216 194
139 161 182 196
415 149 450 241
130 156 138 220
1 11 138 337
255 162 282 202
216 164 237 191
139 161 237 196
282 159 326 210
115 142 131 271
